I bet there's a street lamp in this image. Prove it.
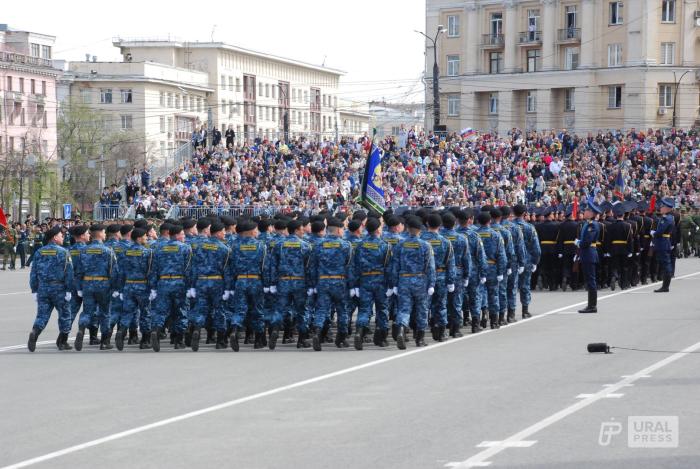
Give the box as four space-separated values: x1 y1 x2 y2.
672 69 693 128
415 25 445 132
277 83 290 143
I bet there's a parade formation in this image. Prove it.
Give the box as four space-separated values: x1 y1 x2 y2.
25 193 684 353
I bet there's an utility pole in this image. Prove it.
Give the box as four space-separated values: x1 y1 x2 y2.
415 25 445 132
672 69 692 128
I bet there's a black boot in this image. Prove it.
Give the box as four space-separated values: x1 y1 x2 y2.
435 325 446 342
27 328 41 352
184 325 193 347
372 328 382 346
489 313 500 330
128 327 138 345
74 326 85 351
471 318 481 334
269 326 279 350
140 331 150 349
335 331 348 348
396 325 407 350
205 327 215 345
480 310 488 329
377 329 389 347
230 326 240 352
88 326 99 345
354 326 365 351
174 333 186 349
415 330 426 347
243 327 252 345
151 327 161 352
215 331 226 350
115 327 126 351
312 327 323 351
654 274 671 293
260 328 268 347
57 332 72 351
578 290 598 313
391 323 400 341
430 325 439 341
100 332 113 350
452 323 463 338
297 331 311 349
507 308 517 323
191 328 200 352
253 332 264 349
498 312 506 326
522 305 531 319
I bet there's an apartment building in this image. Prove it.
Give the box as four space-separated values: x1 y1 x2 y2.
425 0 700 133
112 38 344 142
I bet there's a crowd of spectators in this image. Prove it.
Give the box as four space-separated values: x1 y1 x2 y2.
111 127 700 221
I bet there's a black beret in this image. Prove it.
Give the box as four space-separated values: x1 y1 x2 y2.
365 217 381 233
513 204 527 216
441 213 456 229
405 216 423 230
159 223 171 233
182 219 197 230
257 219 271 232
90 224 106 232
221 215 236 227
71 225 88 237
107 224 121 234
287 220 303 233
386 216 401 227
477 212 491 225
131 228 147 241
327 217 344 229
236 220 256 233
500 206 512 217
169 225 183 235
352 210 367 221
210 221 225 233
427 214 442 229
311 221 326 233
133 219 149 229
120 224 134 236
45 226 63 241
196 218 212 231
455 210 469 222
347 220 362 232
489 208 502 219
274 219 288 231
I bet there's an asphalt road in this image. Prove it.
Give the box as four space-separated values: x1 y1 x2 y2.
1 260 700 469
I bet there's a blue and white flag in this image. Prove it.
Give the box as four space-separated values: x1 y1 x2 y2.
360 145 386 214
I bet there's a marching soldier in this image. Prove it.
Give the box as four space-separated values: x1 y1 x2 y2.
421 214 456 342
68 225 90 327
500 206 526 323
382 216 405 323
27 226 74 351
490 208 516 326
456 209 488 330
513 204 540 319
441 212 471 337
475 211 507 330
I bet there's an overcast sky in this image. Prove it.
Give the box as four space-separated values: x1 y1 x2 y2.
6 0 426 104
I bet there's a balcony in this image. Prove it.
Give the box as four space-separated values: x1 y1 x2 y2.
0 51 52 68
8 91 23 102
518 31 542 45
481 34 505 48
557 28 581 43
30 94 45 105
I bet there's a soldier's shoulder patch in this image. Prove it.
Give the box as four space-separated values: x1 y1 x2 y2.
126 250 143 256
86 248 104 254
202 243 219 251
162 246 180 253
283 242 301 248
428 239 441 246
445 235 457 241
478 232 491 238
403 242 420 249
322 242 340 249
362 242 379 250
41 249 57 256
239 244 257 251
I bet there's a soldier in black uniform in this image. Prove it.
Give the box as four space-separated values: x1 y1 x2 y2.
625 201 642 286
637 201 654 284
605 203 634 290
557 206 580 291
536 208 560 291
530 208 542 290
598 202 614 289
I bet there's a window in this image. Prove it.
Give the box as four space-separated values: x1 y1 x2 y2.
30 43 40 57
565 88 575 111
229 100 235 117
527 9 540 40
41 45 51 59
265 84 270 97
221 100 227 114
266 107 270 121
489 52 504 74
661 42 675 65
526 49 541 72
661 0 675 22
565 47 579 70
182 96 188 111
447 95 460 116
160 142 166 155
80 88 91 104
228 76 233 91
100 88 112 104
489 93 499 114
608 85 622 108
120 89 132 103
6 76 11 91
160 116 165 133
175 95 180 109
447 55 460 76
167 93 173 107
272 86 276 99
160 91 165 106
447 15 460 37
304 91 309 103
565 5 577 29
236 78 241 92
221 75 226 89
526 91 537 113
41 80 46 96
609 1 623 25
121 115 133 130
607 43 622 67
259 83 263 96
659 84 673 107
19 78 24 93
196 98 202 113
30 79 36 95
491 12 503 36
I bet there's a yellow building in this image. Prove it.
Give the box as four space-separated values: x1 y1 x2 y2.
425 0 700 133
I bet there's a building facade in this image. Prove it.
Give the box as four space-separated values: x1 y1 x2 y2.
338 98 371 140
370 101 425 138
425 0 700 134
0 24 58 219
112 38 344 143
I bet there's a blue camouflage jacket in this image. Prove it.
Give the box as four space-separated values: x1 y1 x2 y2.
353 234 391 288
389 234 436 289
309 234 354 288
30 242 74 293
149 239 193 289
420 231 456 285
441 228 472 281
230 237 267 286
476 225 508 277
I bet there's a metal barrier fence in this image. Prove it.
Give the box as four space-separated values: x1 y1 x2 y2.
169 205 288 220
92 203 130 221
150 142 193 183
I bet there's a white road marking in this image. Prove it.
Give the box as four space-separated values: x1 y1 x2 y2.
0 291 27 296
445 337 700 468
475 441 537 448
2 271 699 469
575 393 624 399
603 383 633 388
622 374 651 378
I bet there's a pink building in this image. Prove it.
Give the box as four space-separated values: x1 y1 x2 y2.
0 24 58 219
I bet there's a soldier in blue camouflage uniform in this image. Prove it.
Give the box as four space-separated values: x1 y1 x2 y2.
456 209 488 333
513 204 541 319
304 220 327 341
270 219 313 349
309 217 354 351
190 221 231 352
115 227 154 351
441 212 472 338
382 216 405 322
652 197 676 293
27 226 74 352
475 211 508 330
344 219 364 337
149 224 192 352
103 224 125 336
228 220 268 350
500 206 527 323
490 208 517 326
68 225 89 328
421 213 456 342
354 217 391 349
390 216 436 349
74 224 120 351
265 219 294 343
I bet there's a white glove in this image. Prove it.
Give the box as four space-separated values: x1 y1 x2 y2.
112 291 120 299
463 279 469 287
573 255 579 262
313 288 318 294
531 265 537 272
507 268 512 275
427 287 435 296
650 241 655 248
497 275 504 282
77 290 83 298
447 284 455 293
187 288 197 298
32 292 37 303
480 277 486 284
308 288 315 297
392 287 398 295
557 254 563 258
64 292 72 302
574 239 580 247
650 230 656 236
222 291 230 301
149 290 157 301
385 288 394 297
627 253 633 258
269 285 277 294
119 293 124 301
518 266 525 274
263 287 270 293
353 288 360 297
604 253 611 258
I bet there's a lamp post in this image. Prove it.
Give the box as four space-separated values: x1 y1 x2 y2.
672 69 692 128
415 25 445 132
277 83 290 143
